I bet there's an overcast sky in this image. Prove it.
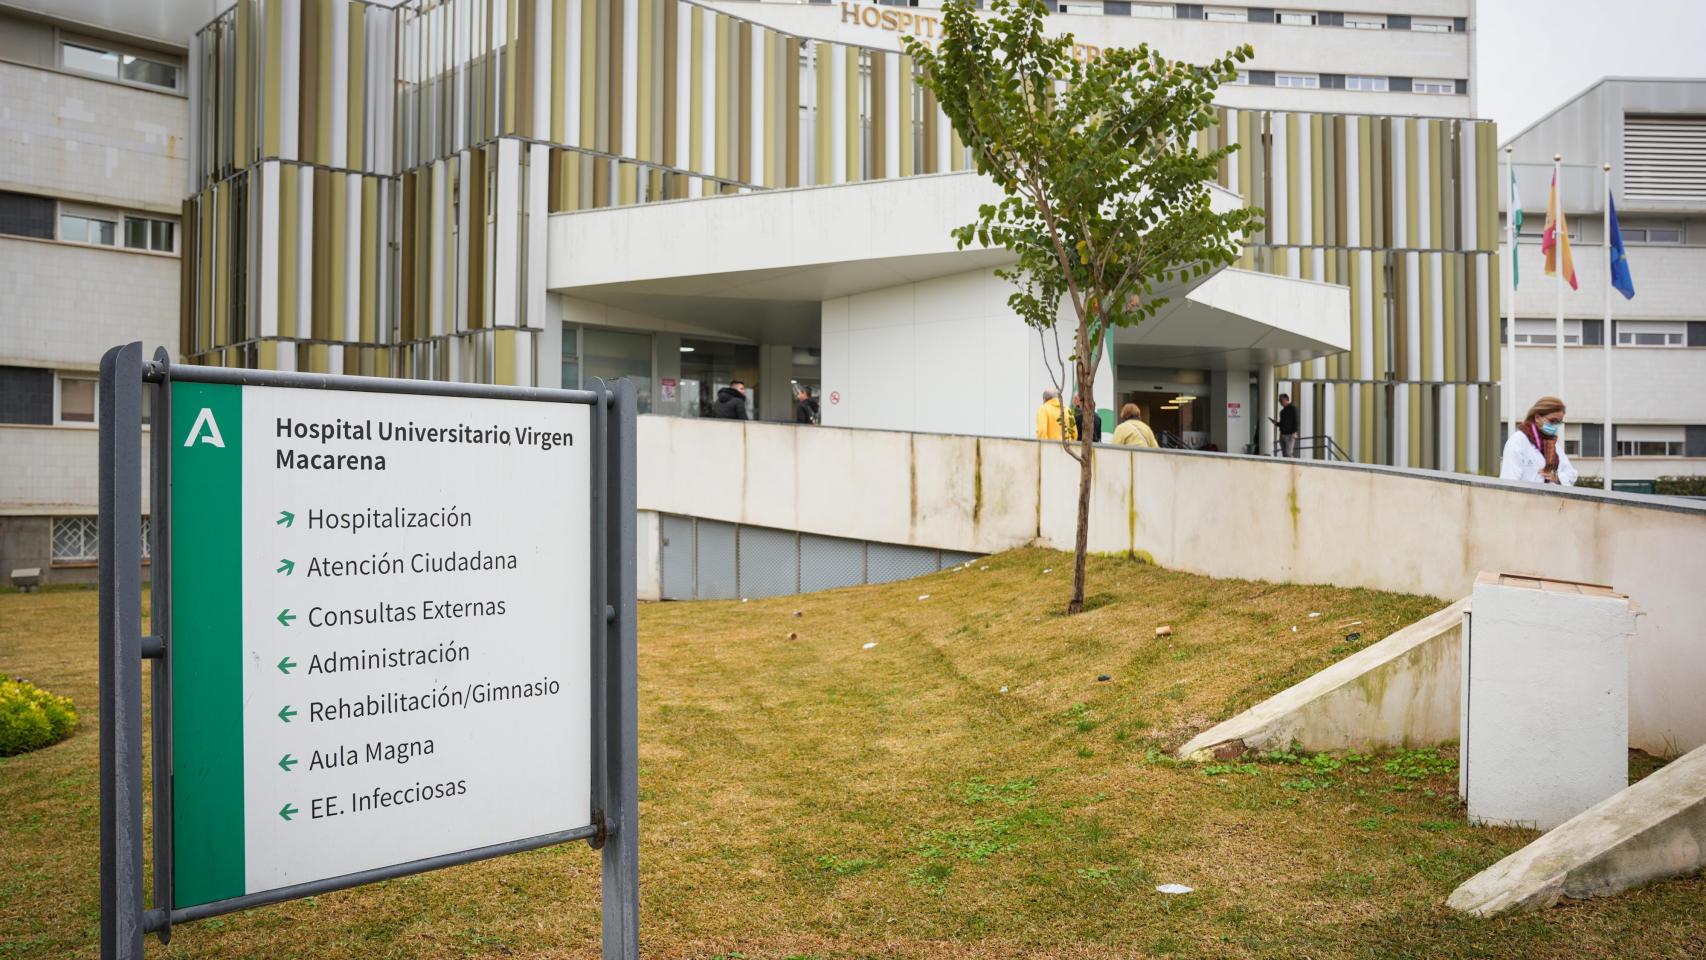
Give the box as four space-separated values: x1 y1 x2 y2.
1476 0 1706 140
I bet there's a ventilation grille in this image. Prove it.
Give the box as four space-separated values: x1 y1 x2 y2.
1623 115 1706 201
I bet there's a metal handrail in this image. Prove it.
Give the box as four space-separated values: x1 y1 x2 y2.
1275 435 1353 462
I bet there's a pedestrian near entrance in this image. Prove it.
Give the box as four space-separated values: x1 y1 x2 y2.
712 380 749 420
794 385 819 424
1073 402 1103 443
1035 388 1076 441
1112 403 1158 448
1274 392 1300 457
1500 396 1578 486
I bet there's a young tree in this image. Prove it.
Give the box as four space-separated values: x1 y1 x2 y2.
905 0 1261 613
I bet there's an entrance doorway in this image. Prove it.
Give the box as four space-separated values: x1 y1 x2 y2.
1126 390 1206 447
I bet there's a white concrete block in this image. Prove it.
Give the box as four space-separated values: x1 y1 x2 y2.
1463 573 1641 830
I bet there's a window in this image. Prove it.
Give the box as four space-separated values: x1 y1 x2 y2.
1616 321 1686 347
1414 78 1456 95
1615 425 1686 457
61 213 117 246
0 191 55 239
1346 75 1389 92
1275 73 1319 89
57 374 97 423
561 324 581 389
1411 17 1454 32
1277 11 1315 25
1130 2 1175 17
50 515 151 563
1229 70 1250 85
1617 440 1684 457
52 516 99 563
1623 225 1684 244
124 216 176 253
59 39 181 91
1204 7 1247 22
1344 15 1386 29
1514 319 1582 345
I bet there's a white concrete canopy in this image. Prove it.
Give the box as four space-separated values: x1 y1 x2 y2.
549 171 1348 365
1114 268 1352 371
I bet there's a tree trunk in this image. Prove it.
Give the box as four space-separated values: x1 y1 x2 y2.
1067 362 1095 615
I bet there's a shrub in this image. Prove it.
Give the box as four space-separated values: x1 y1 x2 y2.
1655 476 1706 498
1575 476 1604 490
0 678 79 756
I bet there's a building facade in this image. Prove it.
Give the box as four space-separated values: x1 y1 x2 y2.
0 1 207 584
1 0 1499 582
178 0 1499 457
1501 77 1706 484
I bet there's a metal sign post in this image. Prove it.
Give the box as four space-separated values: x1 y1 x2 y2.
98 343 639 959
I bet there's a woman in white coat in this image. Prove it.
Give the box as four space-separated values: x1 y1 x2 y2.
1500 395 1577 486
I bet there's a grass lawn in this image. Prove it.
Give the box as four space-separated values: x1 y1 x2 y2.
3 548 1704 959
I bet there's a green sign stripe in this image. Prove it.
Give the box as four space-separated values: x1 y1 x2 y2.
171 381 246 908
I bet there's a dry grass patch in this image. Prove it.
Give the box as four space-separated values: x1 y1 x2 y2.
3 550 1704 959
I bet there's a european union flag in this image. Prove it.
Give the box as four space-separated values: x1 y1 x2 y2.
1608 195 1636 300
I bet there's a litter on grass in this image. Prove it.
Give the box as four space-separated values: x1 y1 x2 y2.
1155 625 1173 637
1155 883 1194 895
918 594 930 601
1043 568 1053 574
861 642 877 650
1308 612 1321 618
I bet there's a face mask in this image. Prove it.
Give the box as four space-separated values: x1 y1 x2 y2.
1540 421 1562 437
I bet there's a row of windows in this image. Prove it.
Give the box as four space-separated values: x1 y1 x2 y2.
0 191 177 253
1552 424 1706 460
0 366 152 427
1509 319 1703 348
1231 72 1462 95
1514 223 1685 245
1049 3 1462 32
58 37 180 92
49 516 151 564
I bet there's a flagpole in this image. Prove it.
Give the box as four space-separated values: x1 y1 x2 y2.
1603 161 1613 486
1505 146 1517 433
1553 153 1565 398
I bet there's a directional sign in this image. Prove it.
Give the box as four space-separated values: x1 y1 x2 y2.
169 382 592 909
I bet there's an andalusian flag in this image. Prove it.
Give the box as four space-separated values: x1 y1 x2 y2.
1510 169 1523 288
1542 171 1578 290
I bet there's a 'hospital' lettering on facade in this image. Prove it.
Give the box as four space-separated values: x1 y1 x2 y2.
839 2 1102 61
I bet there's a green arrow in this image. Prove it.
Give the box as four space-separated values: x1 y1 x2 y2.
277 704 297 723
277 558 295 575
276 510 295 527
279 803 298 822
278 754 298 772
277 608 296 627
277 656 297 675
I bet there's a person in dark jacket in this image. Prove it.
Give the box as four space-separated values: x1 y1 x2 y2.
711 380 749 419
1274 392 1300 457
794 385 819 424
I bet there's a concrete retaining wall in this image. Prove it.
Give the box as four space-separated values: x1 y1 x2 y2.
1176 598 1468 759
634 416 1706 755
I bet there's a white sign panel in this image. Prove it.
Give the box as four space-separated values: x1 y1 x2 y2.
169 382 591 903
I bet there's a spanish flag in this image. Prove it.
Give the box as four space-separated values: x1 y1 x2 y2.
1542 171 1578 290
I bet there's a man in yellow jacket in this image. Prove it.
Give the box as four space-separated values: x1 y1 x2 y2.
1035 389 1077 441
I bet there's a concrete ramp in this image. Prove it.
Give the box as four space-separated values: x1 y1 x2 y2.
1447 742 1706 916
1178 598 1467 760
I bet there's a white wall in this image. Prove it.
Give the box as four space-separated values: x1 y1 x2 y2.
0 61 188 213
0 238 182 370
822 266 1114 439
635 415 1706 755
0 423 150 513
